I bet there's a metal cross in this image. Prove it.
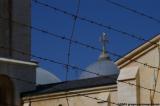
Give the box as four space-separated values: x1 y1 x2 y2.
100 32 108 53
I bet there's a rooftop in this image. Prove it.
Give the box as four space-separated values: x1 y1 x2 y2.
22 74 118 97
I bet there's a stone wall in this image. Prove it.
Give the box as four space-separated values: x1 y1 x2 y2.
23 86 117 106
0 0 31 61
0 59 36 106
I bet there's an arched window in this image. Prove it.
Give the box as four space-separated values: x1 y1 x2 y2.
0 75 14 106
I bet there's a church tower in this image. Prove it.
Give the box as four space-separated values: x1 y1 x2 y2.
0 0 31 60
0 0 36 106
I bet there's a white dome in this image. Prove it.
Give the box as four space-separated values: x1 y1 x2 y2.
36 67 61 85
79 59 119 79
80 32 119 79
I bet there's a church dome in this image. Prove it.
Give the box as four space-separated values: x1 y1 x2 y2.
36 67 61 85
79 32 119 79
79 59 119 79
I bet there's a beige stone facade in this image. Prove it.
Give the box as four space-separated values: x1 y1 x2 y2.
116 35 160 104
23 85 117 106
23 35 160 106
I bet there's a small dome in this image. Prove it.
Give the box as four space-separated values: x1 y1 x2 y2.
79 59 119 79
79 32 119 79
36 67 61 85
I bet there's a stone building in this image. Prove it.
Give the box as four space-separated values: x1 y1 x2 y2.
0 0 36 105
22 35 160 106
0 0 60 106
1 0 160 106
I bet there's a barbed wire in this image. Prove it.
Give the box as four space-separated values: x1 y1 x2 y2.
0 50 119 106
103 0 160 24
66 0 80 84
0 0 159 105
0 44 159 105
65 0 81 106
0 16 159 72
77 94 118 105
32 0 159 47
0 44 160 95
1 1 159 73
0 92 119 106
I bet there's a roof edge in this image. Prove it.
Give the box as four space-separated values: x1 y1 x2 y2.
0 57 37 66
115 34 160 68
22 84 117 101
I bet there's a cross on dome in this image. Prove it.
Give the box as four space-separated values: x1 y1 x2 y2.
99 32 110 60
100 32 108 53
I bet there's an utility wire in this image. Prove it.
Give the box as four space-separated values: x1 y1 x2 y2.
103 0 160 24
32 0 159 47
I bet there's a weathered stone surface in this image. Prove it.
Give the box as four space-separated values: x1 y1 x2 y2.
0 0 31 61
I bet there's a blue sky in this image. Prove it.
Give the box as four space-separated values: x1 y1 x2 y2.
31 0 160 81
